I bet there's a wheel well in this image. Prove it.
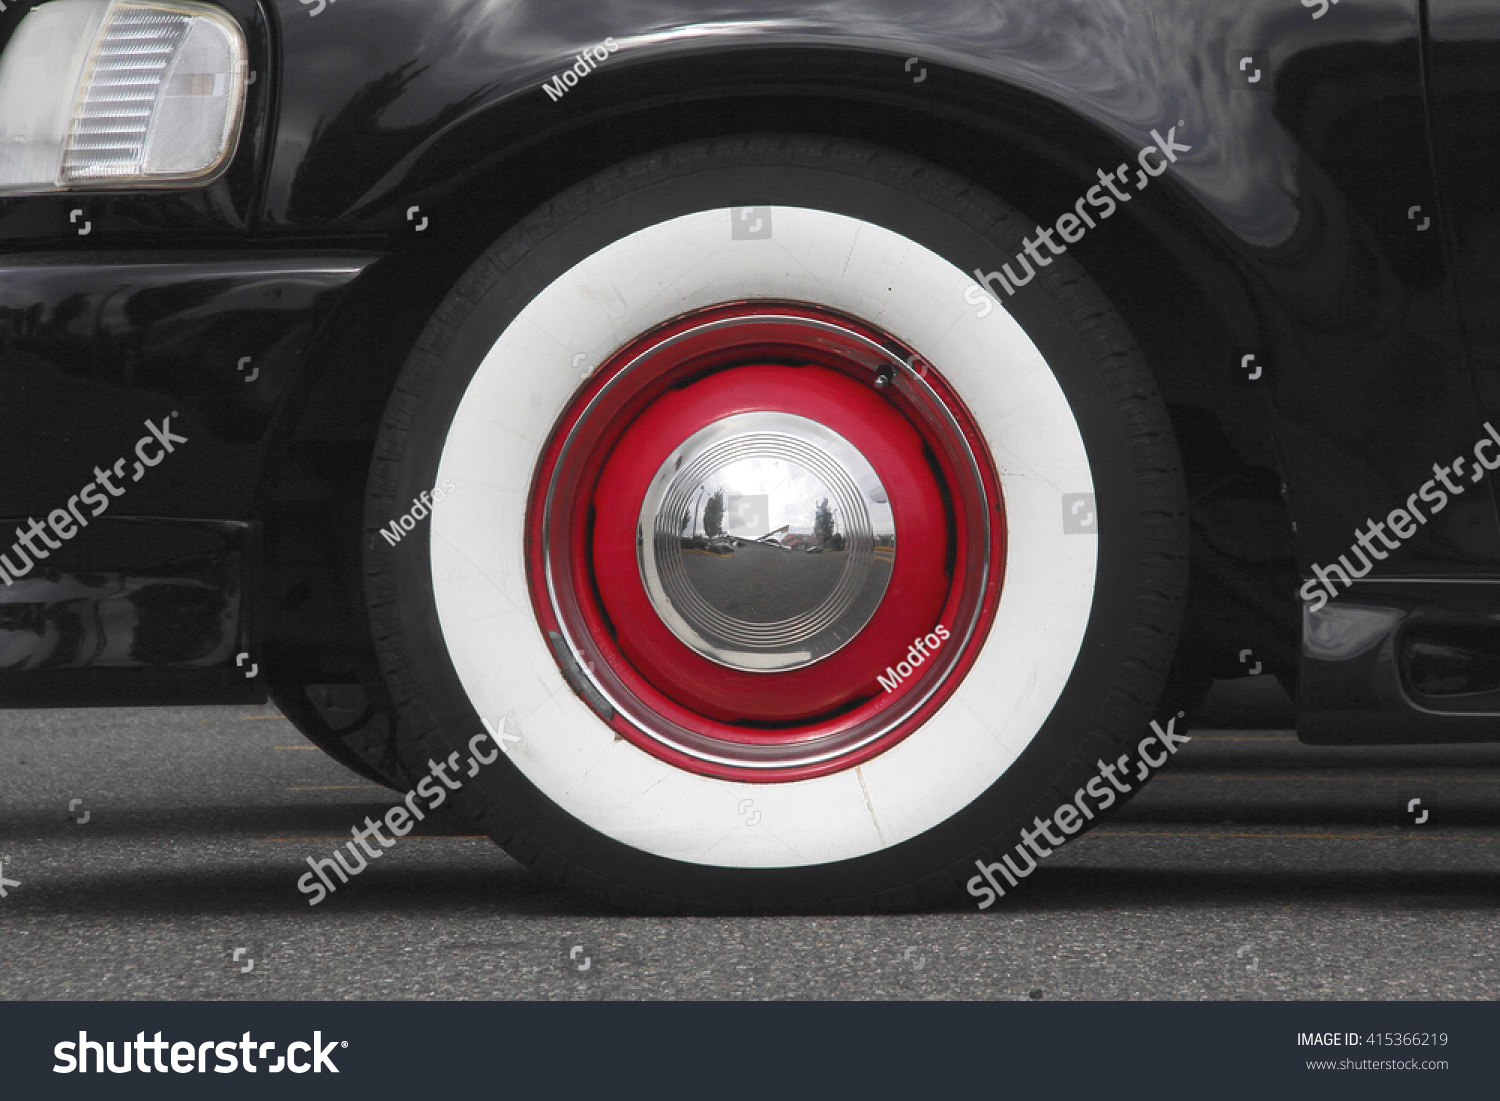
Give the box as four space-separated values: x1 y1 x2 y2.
257 54 1300 733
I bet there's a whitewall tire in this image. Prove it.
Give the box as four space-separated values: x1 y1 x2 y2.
364 136 1189 910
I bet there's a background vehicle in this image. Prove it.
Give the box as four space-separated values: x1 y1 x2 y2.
3 0 1499 910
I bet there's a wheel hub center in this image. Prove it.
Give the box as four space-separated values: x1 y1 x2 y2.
637 411 896 672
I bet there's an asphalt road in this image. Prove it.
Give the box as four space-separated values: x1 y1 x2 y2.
0 695 1496 1000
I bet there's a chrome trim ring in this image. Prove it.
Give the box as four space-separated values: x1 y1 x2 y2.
536 305 999 773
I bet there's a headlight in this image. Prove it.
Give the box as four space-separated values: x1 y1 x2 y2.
0 0 246 195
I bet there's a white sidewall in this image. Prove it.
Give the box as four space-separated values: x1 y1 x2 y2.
429 207 1096 868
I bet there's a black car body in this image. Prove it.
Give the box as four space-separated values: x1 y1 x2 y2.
4 0 1500 905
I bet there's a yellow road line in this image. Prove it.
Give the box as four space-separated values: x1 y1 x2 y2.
1092 830 1494 841
264 835 486 842
1189 735 1297 742
1156 774 1500 783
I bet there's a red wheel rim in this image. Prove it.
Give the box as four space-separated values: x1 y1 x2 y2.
526 302 1005 783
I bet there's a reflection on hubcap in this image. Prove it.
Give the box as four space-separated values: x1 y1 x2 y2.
638 412 896 672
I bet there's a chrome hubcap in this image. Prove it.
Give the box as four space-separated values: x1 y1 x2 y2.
637 411 896 672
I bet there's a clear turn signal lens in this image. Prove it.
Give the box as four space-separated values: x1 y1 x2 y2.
0 0 246 195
